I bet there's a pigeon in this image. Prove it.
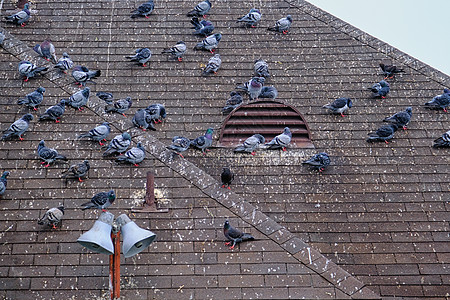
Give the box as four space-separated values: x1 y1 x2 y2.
194 33 222 53
190 128 214 154
366 124 398 144
38 206 64 229
264 127 292 151
432 130 450 148
322 97 353 117
0 31 5 45
191 17 214 36
54 52 73 73
72 65 101 87
0 171 10 198
61 160 90 182
259 86 278 99
38 99 67 123
222 91 243 115
146 103 166 124
162 41 187 62
236 8 262 28
383 107 412 130
267 15 293 34
96 91 114 104
202 54 221 76
131 0 154 18
132 108 155 131
425 90 450 112
302 152 331 172
17 87 45 110
1 114 33 141
66 87 90 110
33 40 57 64
37 140 68 167
254 59 269 78
166 136 191 158
4 3 30 26
116 142 146 167
77 122 111 146
81 190 116 211
380 63 404 79
234 134 265 155
221 167 234 189
223 220 254 250
18 60 48 82
236 77 265 101
186 0 211 17
125 48 152 67
105 97 132 117
368 80 390 99
103 132 132 156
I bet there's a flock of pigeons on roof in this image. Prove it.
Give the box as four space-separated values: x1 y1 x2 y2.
1 0 450 249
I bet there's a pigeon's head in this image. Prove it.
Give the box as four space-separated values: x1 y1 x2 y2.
102 122 110 127
205 128 214 137
250 8 260 13
22 114 34 122
137 142 145 151
38 140 45 147
254 134 265 144
1 171 10 179
230 91 239 96
222 167 231 173
379 80 389 87
177 41 185 45
59 99 67 106
405 107 412 115
346 98 353 108
122 132 131 141
214 54 220 59
379 63 385 69
444 88 450 94
23 3 30 10
125 97 132 103
107 190 116 201
83 160 90 168
283 127 292 137
224 220 230 229
37 87 46 94
214 33 222 41
286 15 293 22
57 206 65 214
62 52 69 58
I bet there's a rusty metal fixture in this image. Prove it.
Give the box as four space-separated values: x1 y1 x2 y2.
132 171 168 213
109 232 121 300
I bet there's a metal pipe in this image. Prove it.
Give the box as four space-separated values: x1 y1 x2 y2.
109 232 121 300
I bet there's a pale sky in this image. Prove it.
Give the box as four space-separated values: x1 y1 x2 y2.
306 0 450 76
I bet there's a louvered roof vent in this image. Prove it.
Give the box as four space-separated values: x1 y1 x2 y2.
219 100 314 148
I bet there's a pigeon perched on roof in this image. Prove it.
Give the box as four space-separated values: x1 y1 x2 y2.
61 160 90 182
72 65 101 87
202 54 221 76
194 33 222 53
116 142 146 167
81 190 116 211
105 97 132 117
125 48 152 67
425 89 450 112
167 136 191 158
17 87 45 110
302 152 331 172
267 15 293 34
54 52 73 73
368 80 390 99
223 220 254 250
234 134 265 155
103 132 131 156
18 61 48 82
1 114 33 141
186 0 211 17
4 3 30 26
132 108 155 131
37 140 68 167
221 167 234 189
259 86 278 99
77 122 111 146
383 107 412 130
162 41 187 62
322 97 352 117
33 40 57 64
38 99 67 123
191 17 214 36
379 63 404 79
96 91 114 104
366 124 398 144
66 87 90 110
432 130 450 148
130 0 154 18
264 127 292 151
38 206 64 229
236 8 262 27
236 77 265 101
146 103 166 124
0 171 10 198
254 59 269 78
190 128 214 154
222 91 243 115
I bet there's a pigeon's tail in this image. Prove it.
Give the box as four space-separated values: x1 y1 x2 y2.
34 67 48 74
105 104 116 113
88 70 101 79
267 26 278 32
116 156 130 163
432 137 450 148
233 145 248 153
77 133 91 139
103 147 117 157
190 17 201 29
302 160 321 167
80 202 94 210
1 131 13 141
241 233 255 242
17 98 29 105
37 214 46 225
193 43 203 51
38 113 51 121
186 10 198 17
125 55 137 61
55 154 68 161
130 12 141 18
383 116 396 123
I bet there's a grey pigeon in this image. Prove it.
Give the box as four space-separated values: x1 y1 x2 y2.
66 87 90 110
37 140 68 167
383 107 412 130
254 59 269 78
425 89 450 112
222 91 243 115
186 0 211 17
167 136 191 158
366 124 398 144
221 167 234 189
77 122 111 146
432 130 450 148
202 54 221 76
4 3 30 26
302 152 331 172
190 128 214 154
194 33 222 53
132 108 155 131
33 40 57 64
380 63 404 79
236 8 262 27
81 190 116 211
223 220 254 250
54 52 73 73
267 15 293 34
0 171 10 198
368 80 390 99
39 99 67 123
162 41 186 62
264 127 292 151
61 160 90 182
72 65 101 87
191 17 214 36
259 86 278 99
38 206 64 229
17 87 45 110
103 132 132 156
234 134 265 155
236 77 265 101
146 103 166 124
125 48 152 67
96 91 114 104
1 114 33 141
18 61 48 82
116 142 146 166
131 0 154 18
105 97 132 117
322 97 352 117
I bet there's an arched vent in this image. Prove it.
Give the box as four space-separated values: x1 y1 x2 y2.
219 100 314 148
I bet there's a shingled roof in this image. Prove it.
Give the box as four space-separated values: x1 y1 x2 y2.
0 0 448 299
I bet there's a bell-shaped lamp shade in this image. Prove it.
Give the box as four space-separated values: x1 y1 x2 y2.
77 211 114 255
116 214 156 258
